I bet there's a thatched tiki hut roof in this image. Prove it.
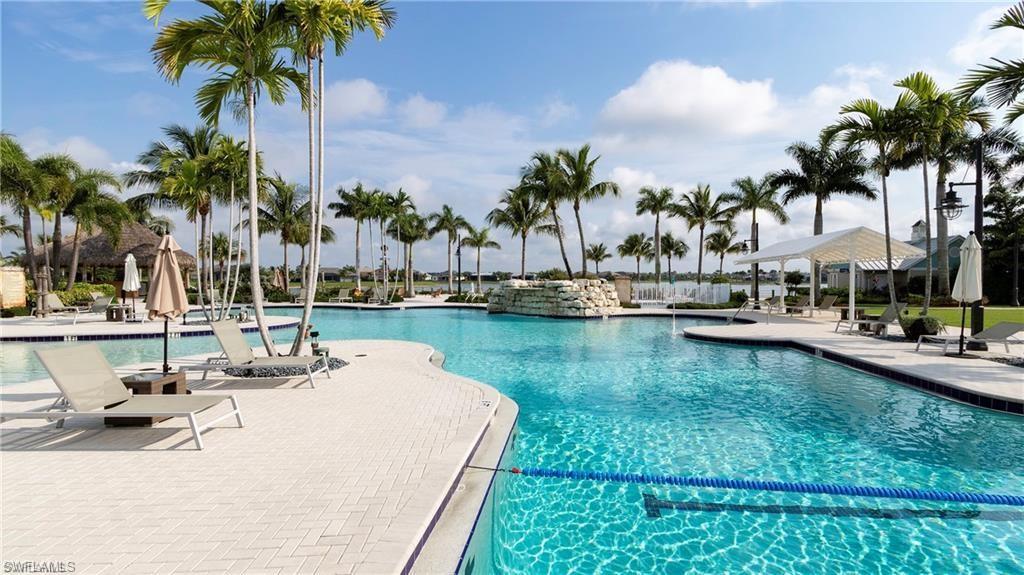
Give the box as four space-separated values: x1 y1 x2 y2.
29 222 196 270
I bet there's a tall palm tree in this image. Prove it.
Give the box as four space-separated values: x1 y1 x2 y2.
148 0 306 354
660 232 689 284
635 186 674 285
392 212 429 294
388 189 415 284
284 0 395 352
722 175 789 300
585 243 611 276
137 209 175 236
64 169 128 290
669 184 735 285
617 233 653 281
207 135 250 318
328 183 373 290
428 204 469 292
212 232 246 282
523 152 573 277
292 208 336 287
460 226 501 292
829 97 914 305
364 189 395 297
704 228 744 275
557 144 619 278
487 185 552 279
33 154 81 285
258 177 306 289
0 134 42 280
956 3 1024 124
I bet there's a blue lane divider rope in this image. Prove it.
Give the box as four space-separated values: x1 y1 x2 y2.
506 467 1024 507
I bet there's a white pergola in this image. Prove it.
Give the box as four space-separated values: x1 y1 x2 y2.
734 226 925 317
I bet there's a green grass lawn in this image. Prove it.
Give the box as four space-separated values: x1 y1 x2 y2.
862 305 1023 330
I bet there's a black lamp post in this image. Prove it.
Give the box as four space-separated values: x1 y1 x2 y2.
937 139 985 342
456 233 463 296
740 222 759 305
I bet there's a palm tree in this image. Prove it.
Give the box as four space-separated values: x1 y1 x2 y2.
212 232 246 282
956 3 1024 124
585 243 611 276
137 209 175 236
388 189 415 285
0 214 22 239
0 134 42 280
257 177 306 289
428 204 469 292
64 169 128 290
828 97 914 305
328 183 373 290
635 186 674 285
523 152 573 277
660 232 689 284
33 154 81 285
669 184 735 285
704 228 744 275
207 135 250 318
364 189 395 297
722 175 789 300
284 0 395 352
392 212 429 294
148 0 306 354
487 185 552 279
557 144 620 277
292 208 336 287
617 233 653 281
460 226 501 292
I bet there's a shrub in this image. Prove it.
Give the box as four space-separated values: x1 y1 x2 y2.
537 268 570 281
729 290 748 304
1 306 30 318
899 315 944 341
446 293 487 303
621 302 641 309
263 288 291 303
52 283 116 306
709 274 730 284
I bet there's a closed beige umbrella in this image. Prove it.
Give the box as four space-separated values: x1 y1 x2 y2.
147 235 189 373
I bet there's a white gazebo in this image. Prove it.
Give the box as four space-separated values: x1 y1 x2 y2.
734 226 925 317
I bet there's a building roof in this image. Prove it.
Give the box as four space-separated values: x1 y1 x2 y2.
28 222 196 269
734 226 925 266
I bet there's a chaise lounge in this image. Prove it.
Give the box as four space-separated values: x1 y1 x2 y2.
0 344 244 450
915 322 1024 355
835 302 906 336
180 319 331 388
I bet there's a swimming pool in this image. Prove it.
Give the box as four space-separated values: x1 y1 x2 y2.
3 308 1022 572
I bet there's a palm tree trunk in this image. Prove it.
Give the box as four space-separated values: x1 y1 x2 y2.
292 52 319 355
667 255 672 283
574 203 586 278
880 163 897 306
227 201 244 315
283 242 289 292
750 210 758 298
921 156 933 315
51 212 63 286
355 222 362 291
935 165 950 296
40 214 50 277
207 209 215 311
21 208 36 280
635 256 640 281
246 79 276 355
476 246 482 292
447 233 453 292
380 218 388 301
66 223 81 291
552 210 573 278
696 226 705 286
220 183 235 320
812 197 823 296
405 241 412 294
520 234 527 280
194 218 209 322
653 213 661 285
409 243 416 295
719 254 725 275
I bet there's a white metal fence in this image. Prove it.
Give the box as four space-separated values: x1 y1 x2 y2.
632 283 731 307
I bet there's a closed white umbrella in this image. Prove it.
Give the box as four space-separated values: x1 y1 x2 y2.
950 232 983 356
123 253 142 319
147 235 189 373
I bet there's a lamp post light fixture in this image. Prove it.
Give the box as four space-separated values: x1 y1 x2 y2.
740 222 760 304
456 233 463 296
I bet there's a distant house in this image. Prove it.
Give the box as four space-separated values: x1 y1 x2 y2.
827 222 964 292
319 267 343 282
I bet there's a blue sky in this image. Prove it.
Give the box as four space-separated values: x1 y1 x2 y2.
1 1 1015 274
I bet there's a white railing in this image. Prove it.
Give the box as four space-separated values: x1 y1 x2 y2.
632 284 731 307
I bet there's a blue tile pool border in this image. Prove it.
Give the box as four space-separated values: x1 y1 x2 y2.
0 319 299 342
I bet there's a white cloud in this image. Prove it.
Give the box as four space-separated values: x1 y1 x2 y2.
323 79 388 123
109 161 146 174
949 6 1023 67
599 60 781 142
126 91 175 117
20 129 112 169
607 166 659 197
398 94 447 129
386 174 435 209
539 97 578 127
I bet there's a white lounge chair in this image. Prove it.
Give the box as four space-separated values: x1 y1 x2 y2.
36 293 83 324
0 344 243 450
835 302 906 336
180 320 331 388
784 295 810 315
788 294 839 317
916 322 1024 354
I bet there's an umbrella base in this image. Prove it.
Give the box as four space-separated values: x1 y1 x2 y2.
965 341 989 352
944 352 981 359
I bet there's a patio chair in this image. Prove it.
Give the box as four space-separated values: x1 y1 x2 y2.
915 322 1024 354
180 320 331 388
835 302 906 336
789 294 838 317
0 344 243 450
784 296 810 315
37 293 82 324
328 289 353 303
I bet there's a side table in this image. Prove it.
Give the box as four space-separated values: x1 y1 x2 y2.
106 371 187 427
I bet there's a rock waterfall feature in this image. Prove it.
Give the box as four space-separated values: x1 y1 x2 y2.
486 279 621 318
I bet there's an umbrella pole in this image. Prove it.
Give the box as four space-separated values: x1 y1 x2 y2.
958 303 967 356
163 317 170 374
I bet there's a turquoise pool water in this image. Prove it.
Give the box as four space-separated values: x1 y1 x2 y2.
3 308 1022 572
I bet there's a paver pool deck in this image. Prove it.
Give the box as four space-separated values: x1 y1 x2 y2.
0 339 501 574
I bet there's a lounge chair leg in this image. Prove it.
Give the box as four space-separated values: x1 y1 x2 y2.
202 369 209 381
187 414 204 450
306 365 316 389
324 357 332 379
230 396 245 427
